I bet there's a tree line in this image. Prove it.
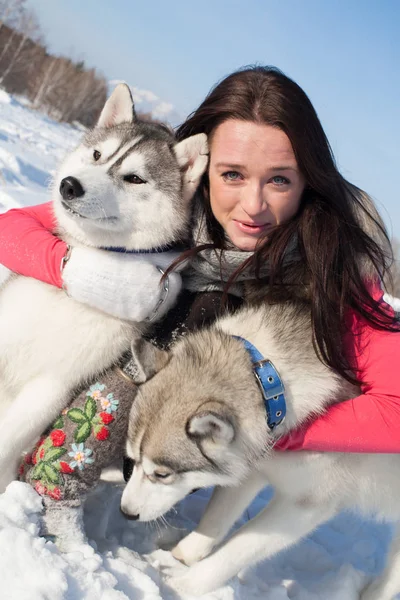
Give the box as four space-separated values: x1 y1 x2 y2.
0 0 107 126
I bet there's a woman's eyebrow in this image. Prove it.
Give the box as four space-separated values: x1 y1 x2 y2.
215 162 299 173
214 162 245 170
269 166 298 172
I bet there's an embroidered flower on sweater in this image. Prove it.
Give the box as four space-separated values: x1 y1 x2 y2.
86 382 106 399
68 443 94 470
100 393 119 414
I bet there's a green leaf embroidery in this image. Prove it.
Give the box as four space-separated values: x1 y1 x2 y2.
74 421 91 443
84 397 97 420
67 408 88 424
43 446 67 463
44 464 60 484
43 438 53 451
31 462 45 480
52 416 64 429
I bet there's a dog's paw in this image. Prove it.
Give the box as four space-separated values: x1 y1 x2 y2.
167 572 218 597
167 572 204 597
172 531 215 566
166 562 222 597
161 561 189 580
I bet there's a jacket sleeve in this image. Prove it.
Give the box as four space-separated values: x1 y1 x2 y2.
0 202 67 287
275 289 400 453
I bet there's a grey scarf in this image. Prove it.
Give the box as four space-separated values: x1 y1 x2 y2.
183 201 301 297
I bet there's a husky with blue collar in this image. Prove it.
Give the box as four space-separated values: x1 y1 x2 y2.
0 83 208 491
121 301 400 600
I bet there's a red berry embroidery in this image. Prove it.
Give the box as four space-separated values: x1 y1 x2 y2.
47 487 62 501
59 461 74 474
35 482 47 496
50 429 66 447
96 426 109 441
100 412 114 425
24 453 33 465
39 447 45 460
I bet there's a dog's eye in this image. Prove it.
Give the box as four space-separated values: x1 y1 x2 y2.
123 456 135 482
154 471 171 480
124 174 146 185
93 150 101 161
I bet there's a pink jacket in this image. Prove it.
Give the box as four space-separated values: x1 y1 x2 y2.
1 203 400 452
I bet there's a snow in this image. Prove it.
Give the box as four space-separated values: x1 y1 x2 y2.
0 90 399 599
0 90 80 211
0 479 392 600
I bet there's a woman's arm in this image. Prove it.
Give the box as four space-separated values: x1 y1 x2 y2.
0 202 67 287
0 203 182 322
275 289 400 453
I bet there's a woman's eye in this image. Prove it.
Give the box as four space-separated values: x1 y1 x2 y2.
123 457 135 482
93 150 101 161
222 171 242 181
124 174 146 184
271 175 290 185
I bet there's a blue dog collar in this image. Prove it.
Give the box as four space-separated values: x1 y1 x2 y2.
233 336 286 431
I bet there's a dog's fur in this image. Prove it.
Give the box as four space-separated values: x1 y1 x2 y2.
0 83 207 490
121 301 400 599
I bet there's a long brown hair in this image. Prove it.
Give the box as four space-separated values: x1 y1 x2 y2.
174 65 398 383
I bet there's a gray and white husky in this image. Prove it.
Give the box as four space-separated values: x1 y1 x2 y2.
0 83 207 491
121 301 400 600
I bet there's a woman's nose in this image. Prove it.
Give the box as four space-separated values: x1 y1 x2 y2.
240 184 266 217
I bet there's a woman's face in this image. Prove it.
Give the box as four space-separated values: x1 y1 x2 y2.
208 119 306 251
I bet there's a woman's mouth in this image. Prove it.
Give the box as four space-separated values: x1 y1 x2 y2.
234 220 270 235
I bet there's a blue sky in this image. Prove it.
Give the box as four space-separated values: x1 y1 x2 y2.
30 0 400 237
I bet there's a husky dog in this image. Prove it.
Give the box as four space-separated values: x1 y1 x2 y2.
0 83 208 490
121 302 400 600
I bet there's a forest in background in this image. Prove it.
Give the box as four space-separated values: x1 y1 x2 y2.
0 0 107 126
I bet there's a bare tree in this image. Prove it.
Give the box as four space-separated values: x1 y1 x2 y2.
0 4 109 127
0 24 16 64
0 0 26 32
0 0 29 60
32 55 57 107
0 7 41 84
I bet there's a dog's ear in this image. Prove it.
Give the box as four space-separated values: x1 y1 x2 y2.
187 402 235 445
129 338 169 384
174 133 209 203
97 83 136 128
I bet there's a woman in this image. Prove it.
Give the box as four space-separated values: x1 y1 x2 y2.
0 65 399 468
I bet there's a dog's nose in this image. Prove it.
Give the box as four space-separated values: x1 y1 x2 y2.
120 506 140 521
60 176 85 201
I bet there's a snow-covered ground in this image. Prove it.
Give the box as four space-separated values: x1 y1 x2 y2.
0 90 398 599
